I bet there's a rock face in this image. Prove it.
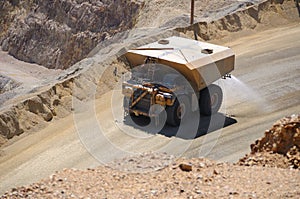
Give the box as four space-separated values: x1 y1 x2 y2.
0 0 142 69
239 114 300 169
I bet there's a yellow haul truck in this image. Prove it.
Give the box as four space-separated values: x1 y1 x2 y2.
122 36 235 126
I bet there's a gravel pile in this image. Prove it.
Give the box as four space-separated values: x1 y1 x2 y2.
239 114 300 169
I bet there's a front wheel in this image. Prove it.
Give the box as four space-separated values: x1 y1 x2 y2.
200 84 223 116
166 96 190 126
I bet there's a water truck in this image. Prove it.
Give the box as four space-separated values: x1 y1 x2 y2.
122 36 234 126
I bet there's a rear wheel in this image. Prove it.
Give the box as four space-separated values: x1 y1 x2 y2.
200 84 223 116
166 96 190 126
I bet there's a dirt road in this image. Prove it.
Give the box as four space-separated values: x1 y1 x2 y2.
0 51 61 107
0 23 299 194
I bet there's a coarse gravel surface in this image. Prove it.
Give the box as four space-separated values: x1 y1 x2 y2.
1 156 299 198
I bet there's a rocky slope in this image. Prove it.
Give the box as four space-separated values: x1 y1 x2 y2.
2 0 298 70
176 0 299 40
0 0 141 69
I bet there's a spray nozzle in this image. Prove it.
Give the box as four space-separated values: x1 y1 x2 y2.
222 74 232 79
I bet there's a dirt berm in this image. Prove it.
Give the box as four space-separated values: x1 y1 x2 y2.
0 0 299 146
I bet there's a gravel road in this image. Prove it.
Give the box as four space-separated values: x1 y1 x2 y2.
0 23 299 194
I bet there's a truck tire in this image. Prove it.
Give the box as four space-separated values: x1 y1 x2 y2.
200 84 223 116
123 97 130 109
166 96 190 126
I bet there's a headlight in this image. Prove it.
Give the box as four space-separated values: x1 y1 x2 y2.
163 93 173 99
155 94 166 105
163 93 174 106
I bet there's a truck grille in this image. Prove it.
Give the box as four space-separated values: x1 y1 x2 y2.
133 90 151 113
